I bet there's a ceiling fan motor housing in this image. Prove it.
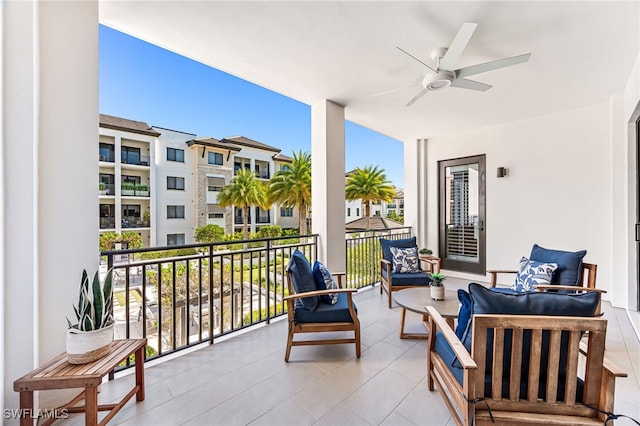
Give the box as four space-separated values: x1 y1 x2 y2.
423 69 456 91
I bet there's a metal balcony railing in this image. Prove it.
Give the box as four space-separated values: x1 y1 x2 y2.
121 217 150 228
103 234 318 370
105 227 414 370
345 227 412 288
100 217 116 229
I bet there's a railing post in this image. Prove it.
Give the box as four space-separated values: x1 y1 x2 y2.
265 239 271 325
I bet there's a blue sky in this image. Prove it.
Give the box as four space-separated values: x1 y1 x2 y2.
99 25 404 187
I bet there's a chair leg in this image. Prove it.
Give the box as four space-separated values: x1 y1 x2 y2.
355 328 361 358
388 288 393 308
284 325 294 362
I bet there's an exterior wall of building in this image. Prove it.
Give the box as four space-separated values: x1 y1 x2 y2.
153 128 196 246
191 145 234 233
98 127 156 247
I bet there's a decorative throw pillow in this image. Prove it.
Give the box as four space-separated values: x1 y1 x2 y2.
286 250 318 311
312 261 339 304
511 257 558 292
390 246 420 273
530 244 587 285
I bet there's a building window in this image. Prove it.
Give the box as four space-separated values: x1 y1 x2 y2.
208 152 223 165
122 204 141 218
121 146 141 165
280 164 290 171
356 208 360 216
167 176 185 190
280 207 293 217
208 213 224 219
374 211 380 216
167 233 185 246
99 143 114 162
122 175 141 184
347 207 351 216
167 205 185 219
207 176 225 192
167 147 184 162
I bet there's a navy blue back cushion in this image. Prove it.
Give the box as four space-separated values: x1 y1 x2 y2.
380 237 417 263
455 289 472 339
457 283 599 399
530 244 587 285
287 250 318 311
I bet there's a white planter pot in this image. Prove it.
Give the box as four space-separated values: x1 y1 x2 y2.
430 285 445 301
66 322 114 364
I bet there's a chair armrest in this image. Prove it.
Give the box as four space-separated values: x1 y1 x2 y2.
486 269 517 288
426 306 477 370
283 287 356 302
579 340 627 378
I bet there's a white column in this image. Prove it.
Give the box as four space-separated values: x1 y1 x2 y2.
311 100 346 271
404 139 428 249
2 0 99 412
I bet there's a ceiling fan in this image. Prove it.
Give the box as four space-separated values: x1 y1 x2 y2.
396 22 531 106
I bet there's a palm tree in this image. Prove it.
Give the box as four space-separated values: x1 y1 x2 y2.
268 151 312 236
217 168 268 240
345 165 396 230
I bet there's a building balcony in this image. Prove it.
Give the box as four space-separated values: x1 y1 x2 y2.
122 155 151 167
255 215 271 224
99 217 115 229
121 216 150 228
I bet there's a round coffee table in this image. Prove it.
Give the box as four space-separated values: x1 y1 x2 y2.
393 288 460 339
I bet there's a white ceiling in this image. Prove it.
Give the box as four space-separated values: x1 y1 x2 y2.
100 1 639 142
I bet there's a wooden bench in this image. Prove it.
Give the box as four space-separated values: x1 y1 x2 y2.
13 338 146 426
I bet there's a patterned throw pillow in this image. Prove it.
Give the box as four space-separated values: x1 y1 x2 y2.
312 261 339 304
511 256 558 292
390 246 420 273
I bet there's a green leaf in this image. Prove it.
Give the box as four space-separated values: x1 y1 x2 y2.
92 270 103 330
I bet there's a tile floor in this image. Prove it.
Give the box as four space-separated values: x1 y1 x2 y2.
54 278 640 425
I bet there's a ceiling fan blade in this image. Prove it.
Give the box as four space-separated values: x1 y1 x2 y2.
372 81 421 98
405 88 428 107
456 53 531 79
450 78 492 91
396 47 436 73
439 22 477 70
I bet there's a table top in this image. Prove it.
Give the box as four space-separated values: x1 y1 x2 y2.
393 288 460 317
14 338 147 391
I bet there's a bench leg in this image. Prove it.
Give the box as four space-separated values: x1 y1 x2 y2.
85 386 98 426
135 345 145 401
19 391 34 426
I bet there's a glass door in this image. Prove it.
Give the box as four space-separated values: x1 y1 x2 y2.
438 155 486 274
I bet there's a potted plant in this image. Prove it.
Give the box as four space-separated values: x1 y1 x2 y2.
99 181 107 195
419 248 433 256
135 183 149 197
121 182 135 196
429 272 446 300
66 269 115 364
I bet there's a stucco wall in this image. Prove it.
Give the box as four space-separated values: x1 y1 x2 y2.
425 103 614 295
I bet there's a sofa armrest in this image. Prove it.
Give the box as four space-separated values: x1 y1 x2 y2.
486 269 517 288
426 306 477 370
534 285 607 294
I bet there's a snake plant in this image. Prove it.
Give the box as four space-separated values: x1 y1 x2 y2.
67 269 114 331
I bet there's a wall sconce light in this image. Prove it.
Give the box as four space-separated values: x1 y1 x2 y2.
497 167 508 178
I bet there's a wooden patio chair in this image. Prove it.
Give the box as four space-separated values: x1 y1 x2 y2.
426 288 627 426
283 251 361 362
379 237 431 308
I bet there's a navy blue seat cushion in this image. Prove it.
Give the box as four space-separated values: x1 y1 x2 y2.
287 250 318 311
530 244 587 285
294 291 357 323
433 331 464 385
381 268 431 286
455 289 472 339
380 237 418 264
312 261 339 304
